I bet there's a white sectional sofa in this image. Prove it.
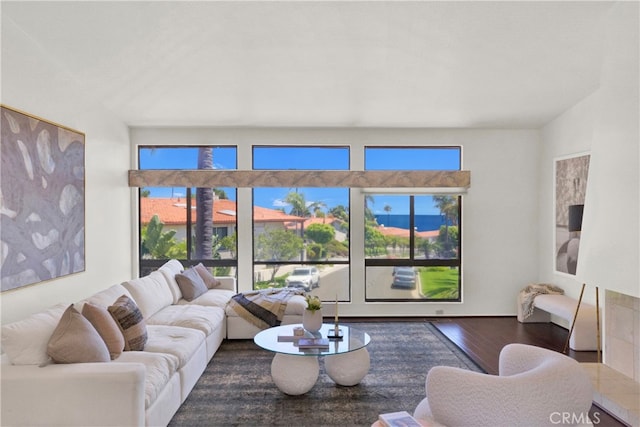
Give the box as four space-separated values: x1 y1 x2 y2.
1 259 304 426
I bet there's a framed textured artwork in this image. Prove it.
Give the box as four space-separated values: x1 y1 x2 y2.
554 152 590 276
1 105 85 291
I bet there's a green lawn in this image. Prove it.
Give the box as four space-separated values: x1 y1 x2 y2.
419 267 459 299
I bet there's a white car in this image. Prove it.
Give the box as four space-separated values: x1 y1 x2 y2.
285 267 320 291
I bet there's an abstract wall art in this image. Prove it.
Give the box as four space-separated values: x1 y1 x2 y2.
554 152 590 276
1 106 85 291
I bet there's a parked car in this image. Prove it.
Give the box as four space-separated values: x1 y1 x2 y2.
285 267 320 291
391 267 416 289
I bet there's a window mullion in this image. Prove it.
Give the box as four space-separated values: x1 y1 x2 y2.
409 196 415 259
186 188 192 260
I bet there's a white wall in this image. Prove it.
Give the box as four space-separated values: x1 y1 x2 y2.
576 2 639 299
132 127 540 317
1 18 134 324
539 1 640 303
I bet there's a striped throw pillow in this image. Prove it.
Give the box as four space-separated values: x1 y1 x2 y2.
108 295 147 351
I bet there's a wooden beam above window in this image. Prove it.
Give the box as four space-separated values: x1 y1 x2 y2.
128 170 470 189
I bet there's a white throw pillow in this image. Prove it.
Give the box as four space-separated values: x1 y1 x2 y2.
122 271 173 319
1 303 67 365
157 259 185 303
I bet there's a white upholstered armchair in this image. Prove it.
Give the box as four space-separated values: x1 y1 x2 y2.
413 343 594 427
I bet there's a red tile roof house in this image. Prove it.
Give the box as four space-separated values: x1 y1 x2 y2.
140 197 306 242
376 225 439 258
377 225 439 242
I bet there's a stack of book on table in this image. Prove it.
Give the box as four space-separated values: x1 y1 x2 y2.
297 337 330 349
378 411 423 427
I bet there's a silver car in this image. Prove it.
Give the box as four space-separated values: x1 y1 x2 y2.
285 267 320 291
391 267 416 289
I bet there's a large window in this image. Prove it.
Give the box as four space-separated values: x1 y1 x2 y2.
252 146 350 301
364 147 462 301
135 143 464 306
138 146 237 276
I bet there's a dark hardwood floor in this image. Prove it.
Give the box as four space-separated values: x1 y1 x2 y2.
347 316 627 426
430 317 626 427
430 316 598 374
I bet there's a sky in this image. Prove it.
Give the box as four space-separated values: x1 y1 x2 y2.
139 146 460 215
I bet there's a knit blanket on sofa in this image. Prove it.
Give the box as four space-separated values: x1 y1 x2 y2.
228 287 305 330
519 283 565 319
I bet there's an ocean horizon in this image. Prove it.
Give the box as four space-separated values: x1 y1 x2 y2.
374 214 452 232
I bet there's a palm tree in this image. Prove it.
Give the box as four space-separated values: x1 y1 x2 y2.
328 205 349 222
433 195 458 245
284 191 309 217
364 195 376 222
433 195 458 226
195 147 213 259
384 204 392 225
307 200 327 217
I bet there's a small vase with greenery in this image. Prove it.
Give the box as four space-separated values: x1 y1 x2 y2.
305 295 322 311
303 295 323 332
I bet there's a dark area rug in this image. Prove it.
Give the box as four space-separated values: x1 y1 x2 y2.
169 322 483 427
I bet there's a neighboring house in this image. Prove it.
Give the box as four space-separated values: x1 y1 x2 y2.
286 216 348 242
376 225 439 242
140 197 305 241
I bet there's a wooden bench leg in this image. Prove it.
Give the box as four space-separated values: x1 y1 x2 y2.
563 283 585 354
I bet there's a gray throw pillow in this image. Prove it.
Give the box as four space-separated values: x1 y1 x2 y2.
175 267 208 301
194 263 222 289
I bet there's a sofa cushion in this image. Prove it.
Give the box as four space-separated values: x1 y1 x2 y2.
175 267 208 301
108 295 148 351
1 303 67 365
114 351 179 409
47 305 110 364
157 259 185 304
146 305 225 337
82 302 125 359
193 263 222 289
78 283 133 310
122 271 174 319
178 288 235 309
144 325 205 367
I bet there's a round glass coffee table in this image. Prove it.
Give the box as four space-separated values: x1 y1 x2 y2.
254 323 371 395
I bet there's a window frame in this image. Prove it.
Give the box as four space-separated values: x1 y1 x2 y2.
251 145 351 291
364 146 462 303
137 145 238 276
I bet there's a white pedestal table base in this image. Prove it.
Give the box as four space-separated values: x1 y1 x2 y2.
324 347 370 386
271 353 319 395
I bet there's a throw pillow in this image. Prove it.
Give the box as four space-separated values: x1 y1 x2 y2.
47 304 110 364
1 303 67 365
194 263 221 289
108 295 148 351
175 267 208 301
82 302 125 359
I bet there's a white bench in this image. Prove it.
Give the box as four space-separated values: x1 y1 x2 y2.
517 293 599 351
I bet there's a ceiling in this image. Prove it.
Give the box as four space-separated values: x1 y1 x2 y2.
2 1 613 128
